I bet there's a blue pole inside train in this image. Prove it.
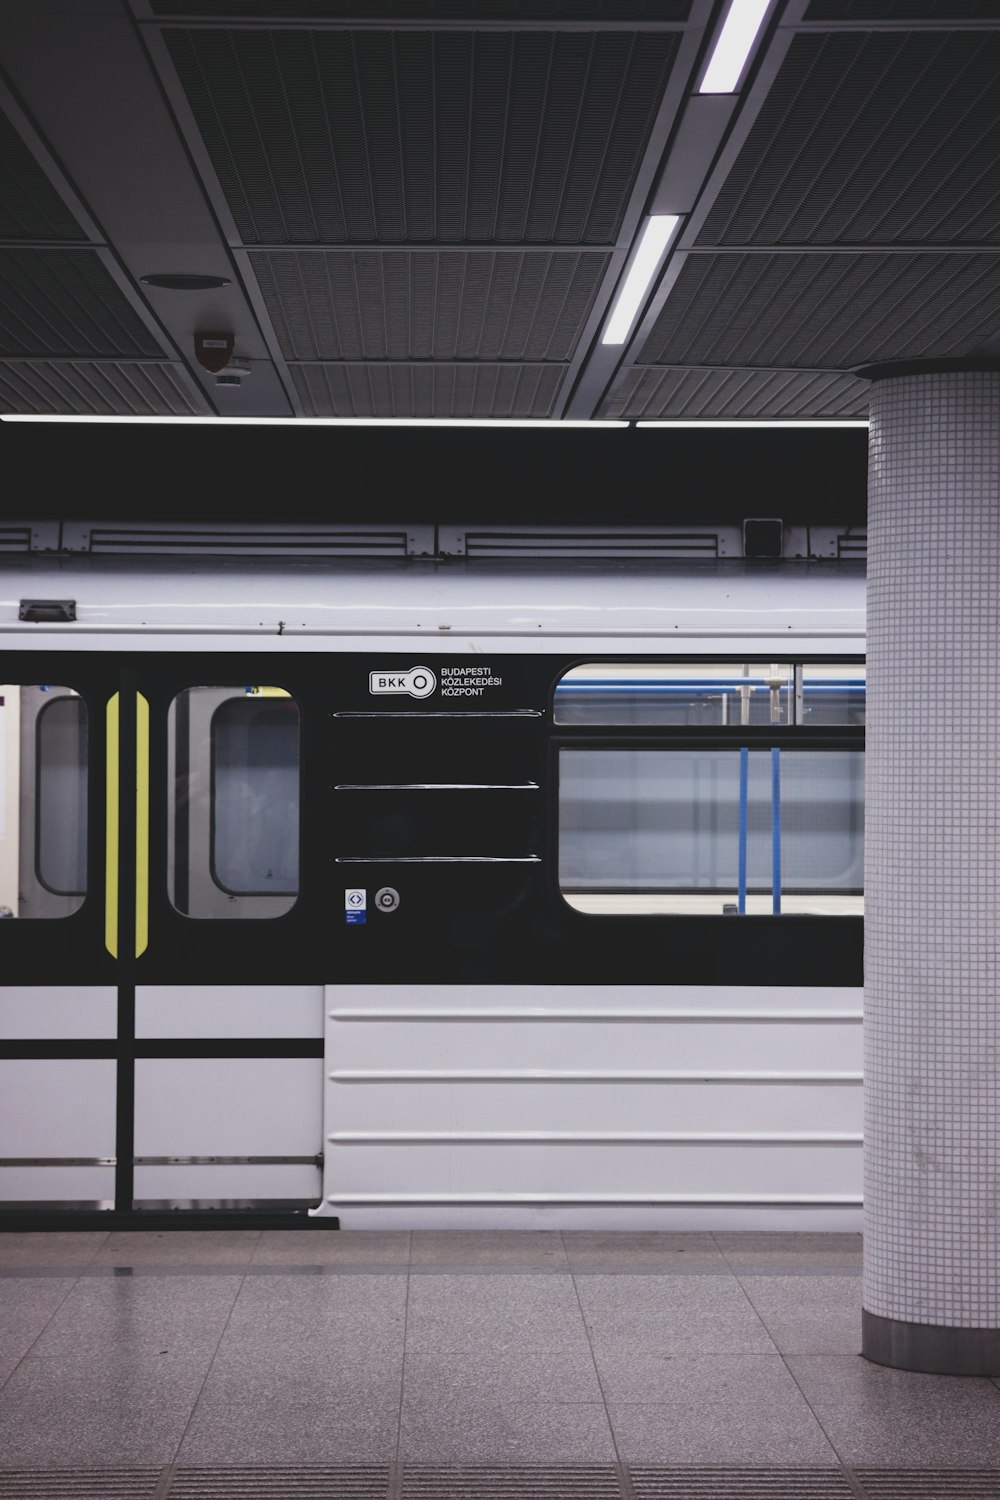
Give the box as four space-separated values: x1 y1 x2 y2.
771 746 781 916
738 746 748 915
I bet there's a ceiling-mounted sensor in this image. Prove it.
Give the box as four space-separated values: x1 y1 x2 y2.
142 273 230 290
195 331 234 373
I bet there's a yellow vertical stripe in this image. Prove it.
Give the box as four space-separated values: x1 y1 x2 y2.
105 694 119 958
135 693 150 959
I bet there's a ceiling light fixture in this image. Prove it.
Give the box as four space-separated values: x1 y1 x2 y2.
637 420 869 428
0 416 629 428
601 216 680 346
698 0 772 94
141 274 230 290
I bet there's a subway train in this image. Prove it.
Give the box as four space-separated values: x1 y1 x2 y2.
0 524 866 1231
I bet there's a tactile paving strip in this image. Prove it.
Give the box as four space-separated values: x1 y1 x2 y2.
169 1469 390 1497
400 1469 623 1498
855 1472 1000 1497
0 1473 162 1499
629 1470 855 1498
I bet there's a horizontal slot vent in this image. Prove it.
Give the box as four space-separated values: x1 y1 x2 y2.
60 523 434 558
838 531 868 559
440 526 734 558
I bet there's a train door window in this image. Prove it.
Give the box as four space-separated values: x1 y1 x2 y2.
799 664 866 726
0 684 89 918
167 686 300 919
559 748 864 917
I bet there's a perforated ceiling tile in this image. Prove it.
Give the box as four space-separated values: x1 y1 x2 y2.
290 360 565 417
697 32 1000 248
152 2 691 19
0 250 162 360
0 361 205 416
639 252 1000 370
250 249 609 361
605 367 870 420
805 2 1000 16
165 27 678 245
0 110 85 241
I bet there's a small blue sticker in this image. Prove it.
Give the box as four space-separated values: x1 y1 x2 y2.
345 910 366 925
345 888 366 925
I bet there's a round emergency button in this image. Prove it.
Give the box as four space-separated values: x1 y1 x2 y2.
375 886 400 912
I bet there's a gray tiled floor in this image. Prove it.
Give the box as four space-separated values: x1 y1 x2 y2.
0 1228 998 1474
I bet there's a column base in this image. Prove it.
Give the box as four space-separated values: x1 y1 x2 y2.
863 1310 1000 1375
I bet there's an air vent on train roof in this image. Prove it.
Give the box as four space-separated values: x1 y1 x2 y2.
437 526 737 560
60 522 435 558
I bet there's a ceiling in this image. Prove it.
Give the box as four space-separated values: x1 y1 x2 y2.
0 0 997 424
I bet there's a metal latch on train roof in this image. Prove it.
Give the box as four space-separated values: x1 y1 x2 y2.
19 598 76 622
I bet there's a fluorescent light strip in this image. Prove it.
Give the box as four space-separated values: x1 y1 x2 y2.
637 420 869 428
601 216 680 346
0 416 628 428
699 0 772 94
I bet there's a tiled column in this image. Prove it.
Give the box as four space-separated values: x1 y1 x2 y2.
863 365 1000 1374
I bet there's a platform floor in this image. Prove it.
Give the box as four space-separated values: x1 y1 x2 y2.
1 1230 1000 1498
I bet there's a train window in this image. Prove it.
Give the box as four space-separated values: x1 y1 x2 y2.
800 664 866 726
167 687 300 919
0 685 88 918
554 662 865 727
559 748 863 917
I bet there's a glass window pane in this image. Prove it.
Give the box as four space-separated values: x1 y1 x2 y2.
555 663 793 726
0 684 88 919
800 664 866 726
168 687 299 919
559 748 863 917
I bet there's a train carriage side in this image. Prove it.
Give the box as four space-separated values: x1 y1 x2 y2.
0 558 865 1230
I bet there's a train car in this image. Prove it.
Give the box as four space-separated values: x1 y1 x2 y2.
0 524 866 1232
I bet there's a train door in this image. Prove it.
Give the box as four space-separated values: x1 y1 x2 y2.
0 655 121 1217
127 657 325 1217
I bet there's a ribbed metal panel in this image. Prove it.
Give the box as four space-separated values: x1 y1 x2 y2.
630 1473 854 1498
697 33 1000 248
0 361 201 415
170 1468 390 1497
401 1470 621 1498
165 27 677 245
251 250 608 360
805 2 1000 17
152 1 691 15
0 251 162 359
606 367 870 419
638 252 1000 369
0 1473 161 1499
0 110 85 241
290 361 564 417
442 525 733 557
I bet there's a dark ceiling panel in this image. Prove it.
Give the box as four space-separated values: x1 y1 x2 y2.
166 26 678 244
0 250 163 359
605 366 870 419
805 2 1000 16
697 32 1000 247
250 249 609 359
152 2 691 19
0 360 203 415
639 252 1000 368
0 110 86 241
290 360 565 416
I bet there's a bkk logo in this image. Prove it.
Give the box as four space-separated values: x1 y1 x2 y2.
369 666 437 700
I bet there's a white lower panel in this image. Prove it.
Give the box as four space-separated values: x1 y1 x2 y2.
326 1141 862 1197
323 984 863 1230
0 1165 114 1203
0 1059 116 1156
0 987 117 1039
134 1058 323 1155
327 1204 864 1231
136 985 323 1039
134 1163 321 1202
